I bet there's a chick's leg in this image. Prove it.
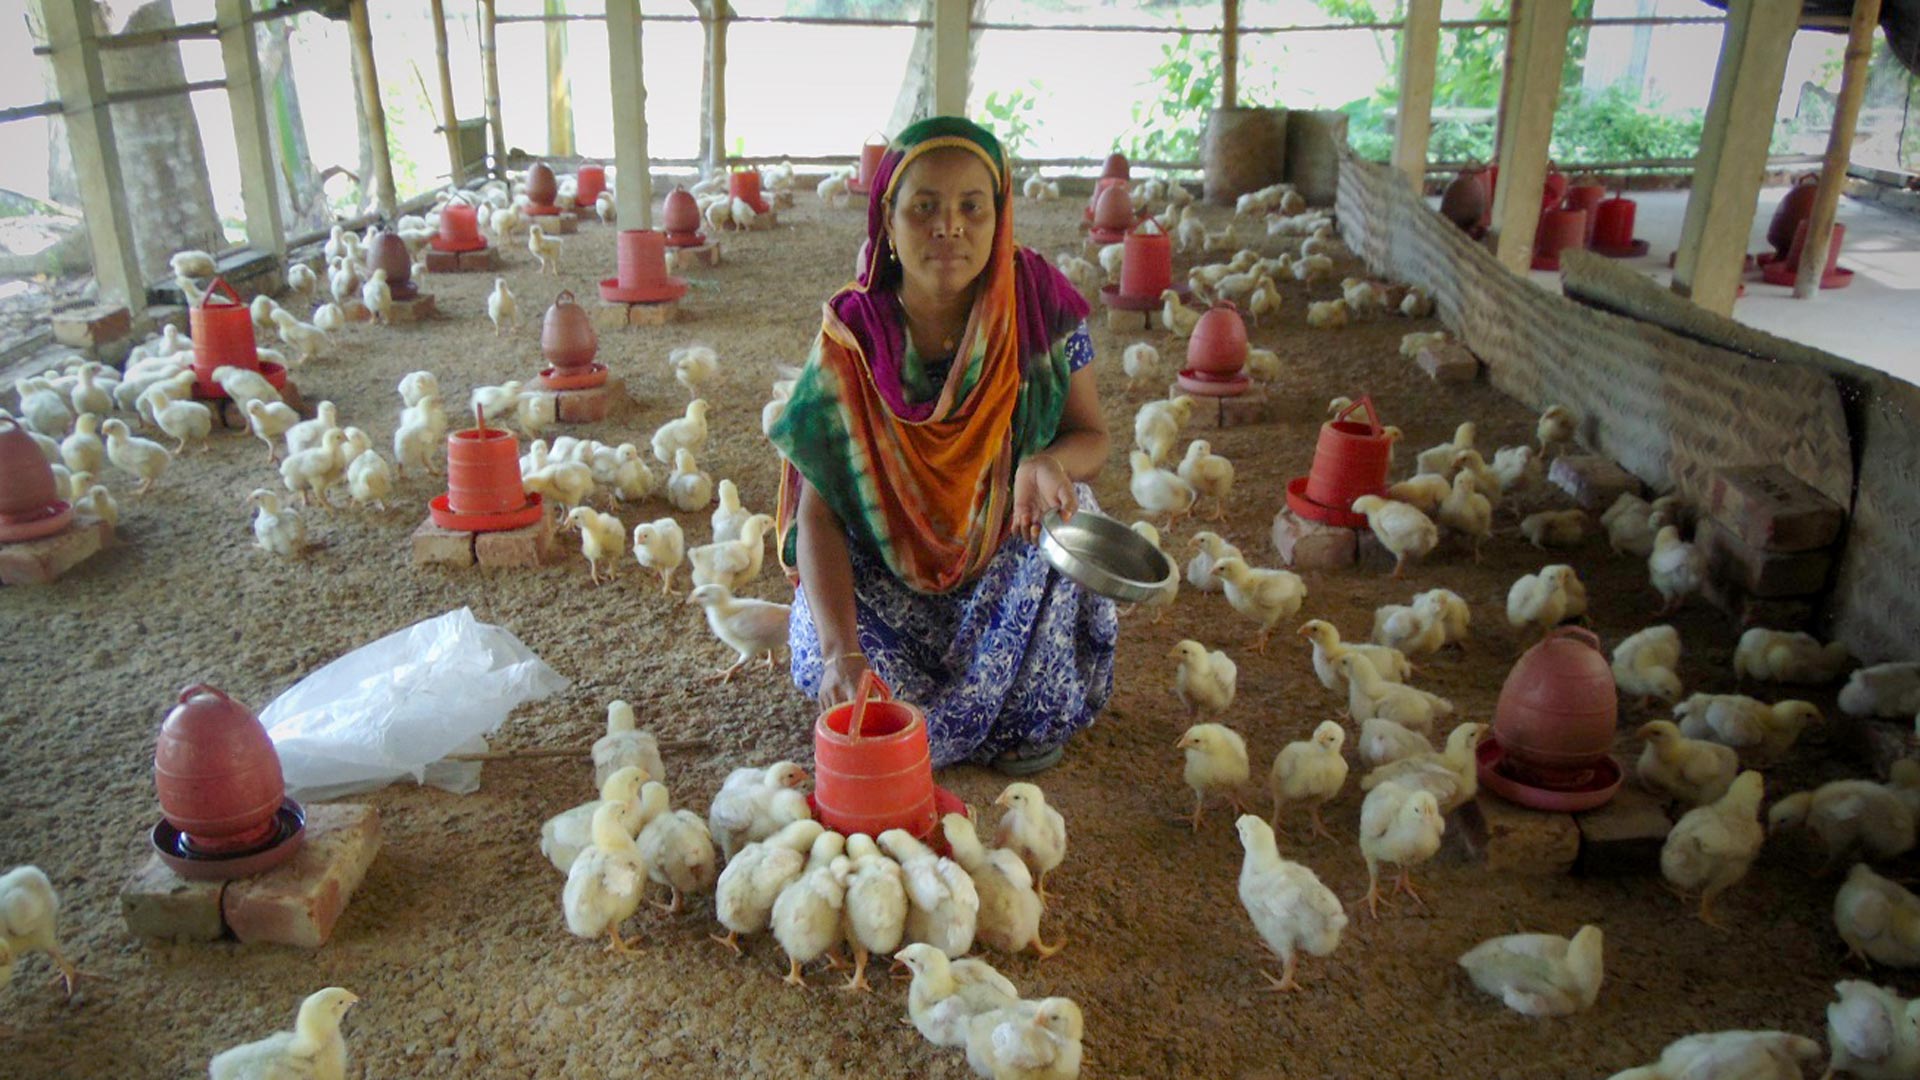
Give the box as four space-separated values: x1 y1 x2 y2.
653 886 684 915
1185 790 1206 832
1358 859 1385 919
783 956 807 987
1260 951 1301 993
1310 805 1337 842
840 946 872 993
605 925 641 956
709 930 742 955
1031 931 1065 959
1394 870 1429 910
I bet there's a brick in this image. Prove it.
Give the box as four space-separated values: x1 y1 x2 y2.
679 242 723 267
456 247 499 272
385 294 439 325
1700 519 1832 598
626 300 682 327
411 518 475 566
1701 573 1818 630
474 513 556 567
554 385 611 424
1356 530 1400 572
51 303 132 348
1198 386 1270 427
423 249 460 274
1708 465 1844 553
591 303 632 331
547 212 579 235
120 854 227 942
1105 308 1151 333
1549 455 1643 511
222 803 381 948
1416 343 1479 384
1574 785 1671 876
1476 794 1580 875
1271 507 1357 570
0 517 112 585
744 210 778 231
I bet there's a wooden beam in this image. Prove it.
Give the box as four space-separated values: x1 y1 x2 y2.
348 0 396 217
932 0 970 116
38 0 145 308
1221 0 1239 109
546 0 574 156
215 0 285 258
1792 0 1877 298
1392 0 1441 191
607 0 652 229
706 0 729 175
1490 0 1572 274
481 0 506 177
1671 0 1803 315
429 0 463 185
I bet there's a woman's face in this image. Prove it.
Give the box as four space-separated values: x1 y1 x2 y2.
887 148 996 301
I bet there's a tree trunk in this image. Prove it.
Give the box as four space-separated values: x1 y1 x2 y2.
252 0 330 234
349 13 375 216
887 0 988 135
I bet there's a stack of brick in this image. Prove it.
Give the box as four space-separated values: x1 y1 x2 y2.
1700 465 1846 630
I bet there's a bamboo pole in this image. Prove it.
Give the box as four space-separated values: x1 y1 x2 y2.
348 0 396 217
481 0 507 177
1221 0 1238 109
1792 0 1879 299
430 0 464 185
546 0 574 156
707 0 729 175
216 0 286 258
932 0 970 116
1392 0 1442 191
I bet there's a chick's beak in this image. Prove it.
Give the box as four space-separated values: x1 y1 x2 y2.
992 793 1011 810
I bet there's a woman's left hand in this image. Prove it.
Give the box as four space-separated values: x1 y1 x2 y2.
1012 453 1076 544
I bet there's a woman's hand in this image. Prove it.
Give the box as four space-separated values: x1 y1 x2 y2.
817 651 871 709
1011 453 1077 544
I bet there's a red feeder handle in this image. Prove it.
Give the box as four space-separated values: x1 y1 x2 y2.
473 403 489 438
1542 625 1602 651
197 276 243 310
846 668 891 743
1330 394 1384 437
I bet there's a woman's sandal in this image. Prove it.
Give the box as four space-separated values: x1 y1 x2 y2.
992 743 1064 777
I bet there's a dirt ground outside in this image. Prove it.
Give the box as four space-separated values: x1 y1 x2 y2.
1 190 1912 1079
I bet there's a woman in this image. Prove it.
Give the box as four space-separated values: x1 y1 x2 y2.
769 117 1116 774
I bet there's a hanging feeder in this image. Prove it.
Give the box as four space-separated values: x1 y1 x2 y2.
599 229 689 305
1084 176 1127 225
151 683 306 881
524 162 561 216
1177 300 1251 397
728 170 770 216
1285 395 1393 529
1478 627 1622 812
431 202 488 253
430 406 545 532
574 163 607 206
809 670 964 844
537 290 607 391
190 277 287 400
661 187 705 248
0 418 72 543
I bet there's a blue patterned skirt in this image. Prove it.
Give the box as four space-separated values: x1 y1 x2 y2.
789 485 1119 768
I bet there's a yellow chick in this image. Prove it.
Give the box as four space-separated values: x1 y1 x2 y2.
208 987 359 1080
245 398 300 463
1358 781 1446 919
1606 1030 1821 1080
1158 289 1201 337
651 398 711 464
771 834 852 986
1170 639 1237 719
1437 472 1492 561
1386 473 1450 514
685 583 789 681
667 448 714 513
943 814 1058 957
1360 721 1487 814
1674 693 1822 764
1185 530 1242 593
99 417 171 495
564 506 627 586
839 833 907 992
1133 395 1197 466
1536 404 1576 455
245 488 307 558
1297 619 1410 693
1840 661 1920 719
1176 439 1235 520
1768 760 1920 869
1350 495 1438 579
670 344 719 399
1824 980 1920 1080
1268 720 1349 839
540 766 663 874
1338 653 1453 734
711 819 825 954
878 829 980 959
1634 720 1738 808
1458 926 1604 1018
1398 330 1446 359
710 477 752 543
1602 492 1662 558
0 865 79 998
965 998 1083 1080
1177 722 1251 831
1660 769 1766 928
707 761 811 862
1648 524 1705 615
593 700 666 789
1506 564 1581 640
1492 445 1544 496
1415 422 1476 476
636 803 718 915
1835 862 1920 968
631 518 686 594
1734 628 1851 686
563 803 650 953
487 277 517 335
895 943 1018 1049
993 783 1067 903
1211 557 1308 654
1360 717 1432 769
1121 341 1161 391
1305 298 1350 329
1612 625 1683 707
1413 588 1471 650
1236 815 1347 992
1521 509 1587 550
1127 521 1178 622
1371 601 1445 657
1130 449 1197 527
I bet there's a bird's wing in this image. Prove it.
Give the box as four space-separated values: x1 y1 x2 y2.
986 849 1033 891
1829 991 1895 1063
209 1033 308 1080
991 1014 1057 1070
952 959 1020 1002
708 788 762 839
902 857 956 910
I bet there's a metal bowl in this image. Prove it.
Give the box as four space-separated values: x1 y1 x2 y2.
1038 509 1177 605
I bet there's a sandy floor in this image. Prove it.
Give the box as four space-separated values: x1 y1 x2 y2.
2 190 1914 1079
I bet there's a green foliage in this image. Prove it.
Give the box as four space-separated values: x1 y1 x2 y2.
977 82 1042 160
1549 84 1705 163
1121 33 1221 163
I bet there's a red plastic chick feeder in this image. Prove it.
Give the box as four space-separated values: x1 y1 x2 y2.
811 671 964 843
152 683 306 881
190 276 288 400
599 229 688 304
0 418 72 542
537 290 606 391
661 187 706 248
524 162 562 216
1479 627 1622 812
1285 395 1393 529
1530 206 1588 272
1177 300 1251 398
1590 194 1649 258
849 137 888 196
1102 220 1176 313
430 406 545 532
574 164 607 207
1760 219 1854 290
431 202 489 253
729 170 770 216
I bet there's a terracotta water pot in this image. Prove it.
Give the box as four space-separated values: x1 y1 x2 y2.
729 170 768 214
1101 152 1130 181
526 162 558 208
857 140 887 191
541 290 597 371
1440 167 1488 232
1186 300 1248 377
662 187 701 237
1119 224 1172 300
1303 395 1392 511
367 230 416 300
154 684 286 855
1768 173 1821 258
1092 183 1134 236
190 277 260 392
0 418 58 518
1492 626 1618 783
812 671 939 840
574 164 607 206
432 202 487 252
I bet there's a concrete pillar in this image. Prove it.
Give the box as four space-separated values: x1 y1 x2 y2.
1490 0 1573 274
932 0 970 117
216 0 285 257
1392 0 1442 191
38 0 145 309
607 0 652 229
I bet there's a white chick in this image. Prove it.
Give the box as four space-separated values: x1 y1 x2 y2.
527 223 562 275
1415 422 1477 476
1350 495 1438 579
540 767 662 874
1293 254 1335 284
1158 289 1201 337
100 417 171 494
1768 761 1920 869
637 804 718 914
208 987 359 1080
269 309 329 365
1096 242 1126 283
687 582 790 679
965 998 1084 1080
1634 720 1738 808
1246 279 1284 325
285 262 318 302
878 829 980 959
1835 862 1920 968
1269 721 1349 839
993 783 1067 903
16 377 74 437
1601 492 1660 558
0 865 78 997
609 444 655 504
1605 1030 1822 1080
1245 346 1282 380
1400 287 1435 317
1177 439 1235 520
1506 564 1581 639
1825 980 1920 1080
563 803 650 953
632 518 686 594
486 277 517 335
689 514 775 593
1305 299 1350 329
1170 639 1237 719
147 388 212 454
1360 717 1433 769
1734 628 1851 686
1612 625 1683 707
1122 341 1161 391
711 819 826 953
771 835 852 986
1129 449 1197 526
564 506 627 586
312 301 347 336
896 943 1019 1050
1360 722 1487 815
1436 471 1493 559
515 391 556 436
470 380 523 425
1371 601 1445 657
1661 769 1765 928
73 482 117 529
1340 653 1452 733
246 488 307 558
593 700 666 789
652 398 711 463
1458 925 1605 1018
1841 662 1920 719
244 399 300 463
670 344 719 398
59 413 104 475
397 370 439 408
345 449 393 512
839 833 907 992
1126 521 1178 621
1674 693 1822 763
1520 509 1587 550
1536 404 1576 455
708 761 812 862
392 406 439 477
945 813 1057 957
1177 722 1251 831
279 429 347 508
1357 781 1446 918
1492 445 1544 496
1185 530 1242 593
1133 394 1196 466
1386 473 1450 514
359 267 392 325
711 478 752 543
668 448 714 512
1235 815 1347 994
1648 524 1705 615
1414 588 1472 652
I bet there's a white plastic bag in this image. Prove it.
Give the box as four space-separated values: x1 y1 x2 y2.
261 607 570 801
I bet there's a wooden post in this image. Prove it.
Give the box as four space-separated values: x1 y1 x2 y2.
348 0 396 217
481 0 507 177
932 0 970 117
607 0 652 229
430 0 464 185
215 0 285 257
1672 0 1803 315
706 0 728 175
38 0 145 309
1221 0 1238 110
545 0 574 156
1792 0 1878 298
1392 0 1442 191
1490 0 1573 274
